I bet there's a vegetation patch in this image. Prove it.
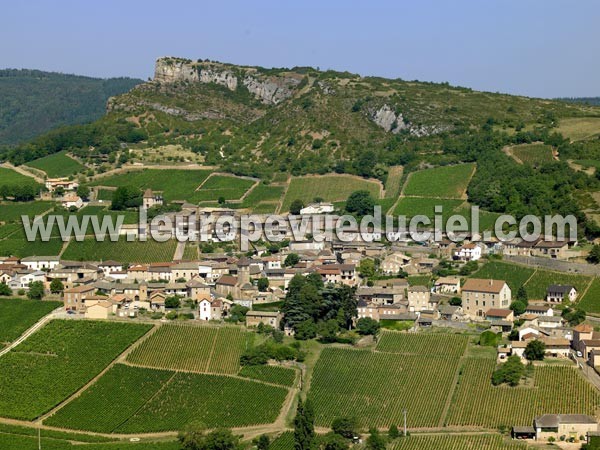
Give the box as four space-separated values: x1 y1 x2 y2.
238 364 297 387
471 261 535 293
509 143 554 166
62 237 176 263
26 151 85 177
0 299 61 348
389 434 526 450
403 163 475 198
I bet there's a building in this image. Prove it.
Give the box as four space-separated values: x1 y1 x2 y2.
316 264 356 286
299 203 334 215
407 286 430 312
142 189 164 209
486 308 514 323
546 285 578 303
461 278 511 319
454 243 482 261
433 277 461 294
533 414 598 442
63 284 96 312
21 256 60 271
380 253 411 275
45 178 78 192
524 304 554 317
62 194 84 209
246 311 282 328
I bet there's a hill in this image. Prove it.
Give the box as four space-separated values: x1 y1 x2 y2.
0 69 142 145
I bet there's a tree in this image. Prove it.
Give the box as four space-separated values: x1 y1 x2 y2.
331 417 357 439
295 319 318 340
111 185 142 210
218 196 226 205
509 300 526 316
588 245 600 264
516 286 528 304
50 278 64 294
27 281 44 300
479 330 501 347
255 435 270 450
388 425 399 440
345 190 375 217
492 355 525 386
355 150 377 177
524 339 546 361
290 199 305 215
366 428 386 450
321 433 348 450
449 297 462 306
358 258 375 278
257 277 270 291
356 317 380 336
165 296 181 309
76 185 90 200
294 398 316 450
285 253 300 267
179 428 242 450
563 307 586 326
0 282 12 296
317 319 341 343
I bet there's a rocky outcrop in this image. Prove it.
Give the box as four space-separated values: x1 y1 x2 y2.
153 57 300 105
372 104 408 134
107 97 225 121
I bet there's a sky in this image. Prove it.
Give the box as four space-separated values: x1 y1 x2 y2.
1 0 599 98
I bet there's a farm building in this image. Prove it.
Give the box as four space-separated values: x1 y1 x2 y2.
461 278 511 320
246 310 282 328
533 414 598 442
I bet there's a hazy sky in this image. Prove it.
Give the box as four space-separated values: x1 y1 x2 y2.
2 0 599 98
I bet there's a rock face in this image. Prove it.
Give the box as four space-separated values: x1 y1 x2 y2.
153 57 300 105
372 104 408 134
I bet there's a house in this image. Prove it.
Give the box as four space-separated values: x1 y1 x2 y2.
97 260 123 276
454 243 482 261
316 264 356 286
546 285 578 303
198 297 222 321
85 298 114 319
21 256 60 271
407 286 430 312
533 239 570 259
461 278 511 319
486 308 514 323
45 178 78 192
533 414 598 442
356 285 404 305
380 253 411 275
439 305 463 321
539 337 571 358
433 277 461 294
300 203 334 215
246 311 282 328
142 189 163 209
537 315 563 329
573 324 597 354
63 284 96 312
357 300 379 321
524 304 554 316
61 194 84 209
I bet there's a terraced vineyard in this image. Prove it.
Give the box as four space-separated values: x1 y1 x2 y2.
0 320 151 420
0 299 61 348
238 365 297 387
521 269 591 300
392 197 464 220
309 347 461 428
127 324 247 374
390 434 527 450
0 201 54 223
471 261 535 292
376 331 468 357
26 151 85 177
578 277 600 314
403 163 474 198
446 358 600 427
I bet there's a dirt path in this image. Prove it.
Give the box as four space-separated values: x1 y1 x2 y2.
1 162 45 183
387 171 412 215
173 241 185 260
0 309 61 358
438 342 469 427
275 175 292 214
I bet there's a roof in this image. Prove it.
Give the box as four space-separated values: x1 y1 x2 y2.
21 256 60 262
512 426 535 434
462 278 507 294
64 284 96 293
99 260 121 266
216 275 237 286
547 284 576 293
538 316 562 323
247 311 280 317
486 308 512 318
435 277 460 285
439 305 460 315
534 414 597 428
525 304 552 312
408 285 429 292
574 324 594 333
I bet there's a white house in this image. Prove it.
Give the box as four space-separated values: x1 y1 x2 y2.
98 260 123 276
45 178 78 192
62 194 84 209
454 243 482 261
21 256 60 271
433 276 461 294
546 285 578 303
300 203 334 215
12 271 46 289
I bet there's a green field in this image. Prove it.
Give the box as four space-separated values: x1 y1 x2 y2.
471 261 535 292
96 188 115 201
127 325 247 374
241 183 284 213
0 432 179 450
510 143 554 166
578 278 600 314
195 174 255 202
238 365 297 387
557 117 600 141
384 165 404 198
389 434 526 450
62 236 176 263
447 358 600 427
281 175 381 212
0 320 151 420
269 432 294 450
309 342 462 428
0 299 61 348
522 269 591 300
91 169 212 202
0 201 54 223
46 363 288 433
376 331 468 357
26 151 85 177
0 235 65 258
392 197 464 220
0 167 36 185
402 163 474 198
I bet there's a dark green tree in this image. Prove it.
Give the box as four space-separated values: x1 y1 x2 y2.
290 199 305 215
588 245 600 264
366 428 386 450
509 300 526 316
0 282 12 296
345 190 375 217
356 317 380 336
165 296 181 309
321 433 348 450
50 278 64 294
27 281 44 300
257 277 270 291
284 253 300 267
111 185 142 210
294 399 316 450
331 417 357 439
255 435 270 450
388 425 399 440
179 428 242 450
516 286 528 304
524 339 546 361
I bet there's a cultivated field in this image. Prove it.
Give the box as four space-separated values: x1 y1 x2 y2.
62 237 177 263
0 201 54 223
0 299 61 348
392 197 464 220
389 434 527 450
509 143 554 166
521 269 591 300
578 278 600 314
384 165 404 198
238 365 297 387
471 261 535 292
309 346 461 428
0 320 151 420
557 117 600 141
0 236 65 258
195 174 256 203
446 358 600 427
281 175 381 212
402 163 474 198
26 151 85 177
241 183 285 213
0 166 37 185
376 331 468 357
46 363 289 434
127 324 247 374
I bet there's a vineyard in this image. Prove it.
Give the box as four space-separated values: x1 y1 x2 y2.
238 365 297 387
471 261 535 292
269 432 294 450
402 163 475 198
376 331 468 357
308 348 461 428
0 432 180 450
0 299 61 348
578 278 600 314
62 236 177 263
389 434 527 450
446 358 600 427
392 197 464 221
127 324 247 374
0 201 54 223
510 143 555 166
26 150 85 177
0 320 151 420
521 269 591 300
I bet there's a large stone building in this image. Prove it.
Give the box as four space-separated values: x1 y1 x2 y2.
461 278 511 319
